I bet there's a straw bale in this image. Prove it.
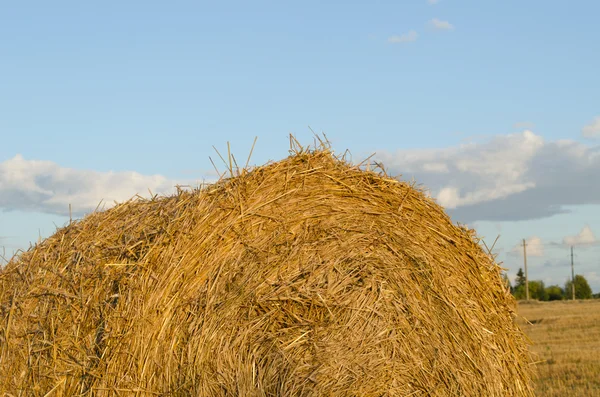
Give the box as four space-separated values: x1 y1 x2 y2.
0 142 534 396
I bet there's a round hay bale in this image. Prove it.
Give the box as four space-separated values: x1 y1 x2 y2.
0 144 534 396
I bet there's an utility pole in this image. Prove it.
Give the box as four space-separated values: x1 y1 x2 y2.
571 246 576 300
523 239 529 301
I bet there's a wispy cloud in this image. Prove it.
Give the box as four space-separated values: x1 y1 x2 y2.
429 18 454 31
376 130 600 222
427 0 440 4
510 236 544 257
388 30 418 44
543 259 566 269
582 116 600 138
585 271 600 286
563 225 598 247
0 155 189 216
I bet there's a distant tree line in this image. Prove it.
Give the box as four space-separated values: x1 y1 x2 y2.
505 268 594 301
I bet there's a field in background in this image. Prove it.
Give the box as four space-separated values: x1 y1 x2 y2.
517 300 600 396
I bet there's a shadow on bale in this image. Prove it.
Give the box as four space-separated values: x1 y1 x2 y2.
0 139 534 396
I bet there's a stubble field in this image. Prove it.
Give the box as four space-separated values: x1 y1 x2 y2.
517 299 600 396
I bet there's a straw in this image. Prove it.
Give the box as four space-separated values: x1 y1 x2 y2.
0 139 534 396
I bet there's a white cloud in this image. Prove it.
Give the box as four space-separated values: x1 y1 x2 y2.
585 271 600 285
376 130 600 222
429 18 454 31
388 30 418 44
510 236 544 258
422 162 450 173
435 182 534 209
563 225 598 247
0 155 187 216
427 0 440 4
582 116 600 138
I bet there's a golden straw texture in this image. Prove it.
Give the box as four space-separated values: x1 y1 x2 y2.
0 142 534 396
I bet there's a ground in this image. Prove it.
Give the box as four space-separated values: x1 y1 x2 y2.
517 299 600 396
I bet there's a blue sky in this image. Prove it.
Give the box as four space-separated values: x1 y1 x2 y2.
1 1 600 292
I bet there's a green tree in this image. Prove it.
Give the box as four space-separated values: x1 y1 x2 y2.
513 268 527 299
545 285 564 301
515 268 526 288
528 280 549 301
564 275 593 300
511 268 550 301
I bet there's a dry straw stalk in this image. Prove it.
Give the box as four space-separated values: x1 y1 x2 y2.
0 139 534 396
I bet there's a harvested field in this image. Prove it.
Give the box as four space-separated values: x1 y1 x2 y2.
1 141 534 396
517 300 600 396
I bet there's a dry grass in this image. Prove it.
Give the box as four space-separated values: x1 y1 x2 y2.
517 300 600 396
1 140 534 395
